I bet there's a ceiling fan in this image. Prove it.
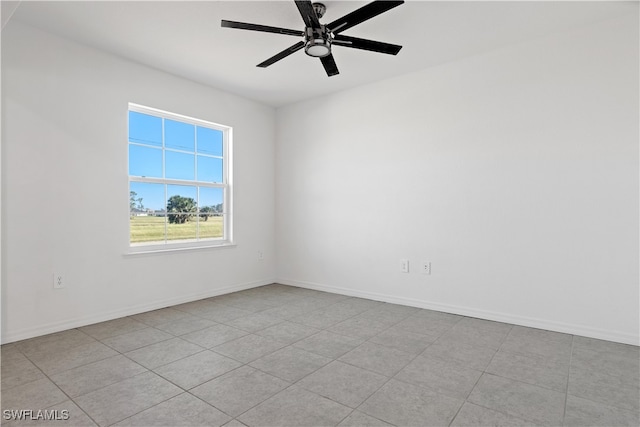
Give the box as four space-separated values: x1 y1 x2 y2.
221 0 404 77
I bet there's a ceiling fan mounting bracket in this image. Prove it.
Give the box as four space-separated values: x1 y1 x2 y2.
312 3 326 19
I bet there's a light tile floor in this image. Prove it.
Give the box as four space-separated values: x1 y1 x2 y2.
1 284 639 426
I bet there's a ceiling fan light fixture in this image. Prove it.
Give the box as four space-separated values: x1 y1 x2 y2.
305 38 331 57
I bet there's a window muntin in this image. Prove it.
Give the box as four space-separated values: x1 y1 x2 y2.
128 104 231 249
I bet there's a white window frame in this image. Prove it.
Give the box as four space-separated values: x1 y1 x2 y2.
127 103 233 254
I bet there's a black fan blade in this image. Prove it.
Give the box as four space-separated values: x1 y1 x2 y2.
327 0 404 34
294 0 321 29
221 20 304 37
320 54 339 76
333 34 402 55
257 41 306 68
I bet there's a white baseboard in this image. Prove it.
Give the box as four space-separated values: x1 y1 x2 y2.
2 278 275 344
278 278 639 346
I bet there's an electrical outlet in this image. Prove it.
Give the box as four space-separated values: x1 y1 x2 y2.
257 250 264 261
400 259 409 273
53 274 64 289
421 261 431 275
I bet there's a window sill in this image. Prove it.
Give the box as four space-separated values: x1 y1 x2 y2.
124 241 236 256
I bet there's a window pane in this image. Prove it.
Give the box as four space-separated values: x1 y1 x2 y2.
198 214 223 239
129 145 162 178
165 119 195 152
130 182 166 212
130 182 166 244
167 214 197 241
197 156 223 183
166 185 197 216
199 187 223 211
197 126 223 156
166 185 197 241
129 111 162 147
165 151 195 180
198 187 224 239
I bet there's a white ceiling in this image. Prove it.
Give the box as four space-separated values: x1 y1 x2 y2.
5 1 635 107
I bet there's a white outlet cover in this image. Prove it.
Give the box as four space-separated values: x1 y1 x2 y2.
53 274 64 289
421 262 431 275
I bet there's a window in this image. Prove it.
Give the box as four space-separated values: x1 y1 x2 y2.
128 103 232 250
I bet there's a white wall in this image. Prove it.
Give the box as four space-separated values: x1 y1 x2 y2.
1 22 277 343
276 15 639 345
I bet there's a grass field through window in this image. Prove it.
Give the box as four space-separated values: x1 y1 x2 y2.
130 215 223 243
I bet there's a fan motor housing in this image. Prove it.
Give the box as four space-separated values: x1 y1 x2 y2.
304 26 331 58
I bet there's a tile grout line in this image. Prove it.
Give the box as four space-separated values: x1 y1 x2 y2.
127 360 259 423
449 322 515 426
460 401 534 425
98 327 176 355
213 376 295 424
325 310 468 424
563 346 640 416
333 408 358 426
104 379 237 427
15 336 119 377
12 344 102 427
186 389 241 421
562 334 575 426
207 301 418 425
152 316 221 336
71 343 247 426
345 321 452 426
148 296 354 371
476 326 576 396
183 292 351 331
203 301 396 369
77 370 165 427
481 327 639 409
22 329 213 425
